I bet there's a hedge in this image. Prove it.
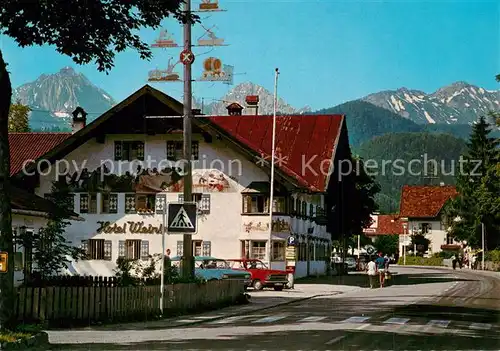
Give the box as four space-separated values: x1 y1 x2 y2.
397 256 444 266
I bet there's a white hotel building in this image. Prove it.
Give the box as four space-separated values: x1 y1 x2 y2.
11 85 353 278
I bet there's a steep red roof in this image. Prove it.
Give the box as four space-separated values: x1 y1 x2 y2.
209 115 343 192
363 214 404 236
399 185 458 218
9 133 71 176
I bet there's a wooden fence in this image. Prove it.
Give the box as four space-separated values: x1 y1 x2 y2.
16 279 244 326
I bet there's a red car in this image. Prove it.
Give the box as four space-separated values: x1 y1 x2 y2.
227 259 290 291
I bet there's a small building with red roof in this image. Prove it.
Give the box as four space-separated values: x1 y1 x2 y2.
9 85 353 279
398 184 460 254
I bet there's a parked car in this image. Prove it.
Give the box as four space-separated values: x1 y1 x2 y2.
226 258 289 291
170 256 251 287
344 257 356 271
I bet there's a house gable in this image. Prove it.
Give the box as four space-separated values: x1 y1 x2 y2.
399 185 458 219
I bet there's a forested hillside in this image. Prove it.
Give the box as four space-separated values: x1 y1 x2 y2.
356 132 467 213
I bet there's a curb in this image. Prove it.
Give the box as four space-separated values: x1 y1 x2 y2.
0 332 48 350
170 292 341 328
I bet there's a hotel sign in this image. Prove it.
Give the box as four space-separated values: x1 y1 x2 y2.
97 221 164 234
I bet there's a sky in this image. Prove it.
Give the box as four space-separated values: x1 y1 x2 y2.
1 0 499 112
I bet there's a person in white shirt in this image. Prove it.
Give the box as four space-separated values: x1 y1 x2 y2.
366 257 377 288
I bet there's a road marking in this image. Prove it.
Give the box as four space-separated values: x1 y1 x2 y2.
253 315 288 323
341 316 370 323
209 315 254 324
469 323 492 330
193 315 223 320
299 316 327 322
383 317 410 325
356 323 371 330
427 320 450 328
325 335 346 345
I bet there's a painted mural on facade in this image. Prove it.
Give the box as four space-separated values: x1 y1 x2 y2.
272 218 291 232
61 165 233 193
243 221 269 233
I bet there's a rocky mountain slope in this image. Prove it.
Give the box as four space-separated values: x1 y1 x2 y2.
195 82 312 115
13 67 116 131
361 81 500 125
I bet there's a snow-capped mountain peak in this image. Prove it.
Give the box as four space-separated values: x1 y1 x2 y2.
361 82 500 125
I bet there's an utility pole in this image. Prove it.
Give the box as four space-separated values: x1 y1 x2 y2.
481 222 485 271
268 68 279 268
182 0 194 279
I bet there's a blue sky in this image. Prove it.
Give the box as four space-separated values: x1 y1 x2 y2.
1 0 499 112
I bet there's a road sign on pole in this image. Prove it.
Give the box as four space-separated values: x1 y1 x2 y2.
168 203 198 234
180 49 195 65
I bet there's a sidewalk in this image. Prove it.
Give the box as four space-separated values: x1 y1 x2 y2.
71 283 363 331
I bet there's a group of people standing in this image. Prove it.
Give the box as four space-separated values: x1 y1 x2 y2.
366 252 390 288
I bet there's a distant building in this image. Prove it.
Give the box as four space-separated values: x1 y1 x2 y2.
362 214 404 241
398 184 460 254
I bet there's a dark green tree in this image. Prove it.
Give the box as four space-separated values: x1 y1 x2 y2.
8 100 30 132
17 180 86 281
373 235 399 256
445 116 500 249
345 156 381 235
410 234 430 255
0 0 189 328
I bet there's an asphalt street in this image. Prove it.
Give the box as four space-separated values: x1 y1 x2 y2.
48 266 500 350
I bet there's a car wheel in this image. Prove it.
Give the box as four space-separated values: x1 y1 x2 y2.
253 279 263 290
274 285 284 291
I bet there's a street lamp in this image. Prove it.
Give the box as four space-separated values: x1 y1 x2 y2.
400 217 408 265
268 68 279 268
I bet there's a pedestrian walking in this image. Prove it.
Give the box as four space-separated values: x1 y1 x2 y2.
451 254 457 270
366 257 377 288
375 252 386 288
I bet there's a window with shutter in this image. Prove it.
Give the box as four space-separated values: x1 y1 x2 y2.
141 241 150 260
125 194 136 213
114 141 122 160
202 241 211 256
167 141 177 160
118 241 126 258
81 240 89 259
310 204 314 217
102 193 118 213
156 194 166 214
79 194 89 213
200 194 211 213
192 141 199 160
176 241 183 256
104 240 112 261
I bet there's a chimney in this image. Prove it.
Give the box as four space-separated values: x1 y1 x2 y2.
226 102 243 116
71 106 87 133
244 95 259 115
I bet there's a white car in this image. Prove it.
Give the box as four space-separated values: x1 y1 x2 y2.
345 257 357 271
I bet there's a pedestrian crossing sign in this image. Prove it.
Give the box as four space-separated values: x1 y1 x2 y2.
167 203 198 234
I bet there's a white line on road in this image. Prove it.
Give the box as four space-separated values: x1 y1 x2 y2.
325 335 346 345
469 323 492 330
427 320 450 328
383 317 410 325
341 316 370 323
299 316 327 322
356 323 371 330
253 315 288 323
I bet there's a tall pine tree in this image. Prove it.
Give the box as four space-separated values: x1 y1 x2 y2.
8 100 30 132
446 116 499 249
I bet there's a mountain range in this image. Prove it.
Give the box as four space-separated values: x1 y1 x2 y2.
13 67 499 132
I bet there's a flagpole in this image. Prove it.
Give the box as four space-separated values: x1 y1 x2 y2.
268 68 279 267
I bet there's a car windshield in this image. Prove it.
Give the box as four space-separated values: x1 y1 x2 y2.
247 260 267 269
196 259 230 269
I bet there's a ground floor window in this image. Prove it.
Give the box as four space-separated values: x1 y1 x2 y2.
298 242 307 261
83 239 112 260
12 227 33 272
250 241 266 260
271 241 285 261
117 239 149 260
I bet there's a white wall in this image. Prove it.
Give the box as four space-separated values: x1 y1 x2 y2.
399 219 458 256
36 133 331 277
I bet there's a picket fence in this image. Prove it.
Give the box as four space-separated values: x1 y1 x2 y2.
16 278 244 325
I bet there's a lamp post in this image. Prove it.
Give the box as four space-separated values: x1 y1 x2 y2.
268 68 279 267
401 217 408 265
481 222 485 270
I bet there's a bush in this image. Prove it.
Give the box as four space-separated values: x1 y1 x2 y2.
485 249 500 263
397 256 443 266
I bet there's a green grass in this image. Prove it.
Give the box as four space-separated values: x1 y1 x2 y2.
0 331 32 343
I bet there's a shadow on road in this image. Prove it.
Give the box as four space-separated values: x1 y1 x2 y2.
296 271 473 288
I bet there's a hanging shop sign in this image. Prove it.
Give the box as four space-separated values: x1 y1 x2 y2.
151 30 178 48
97 221 164 234
199 0 221 11
198 57 233 82
147 57 181 82
197 25 225 46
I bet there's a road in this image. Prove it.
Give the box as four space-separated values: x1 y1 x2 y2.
48 266 500 350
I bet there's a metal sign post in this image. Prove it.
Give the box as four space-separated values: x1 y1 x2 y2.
159 205 167 316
